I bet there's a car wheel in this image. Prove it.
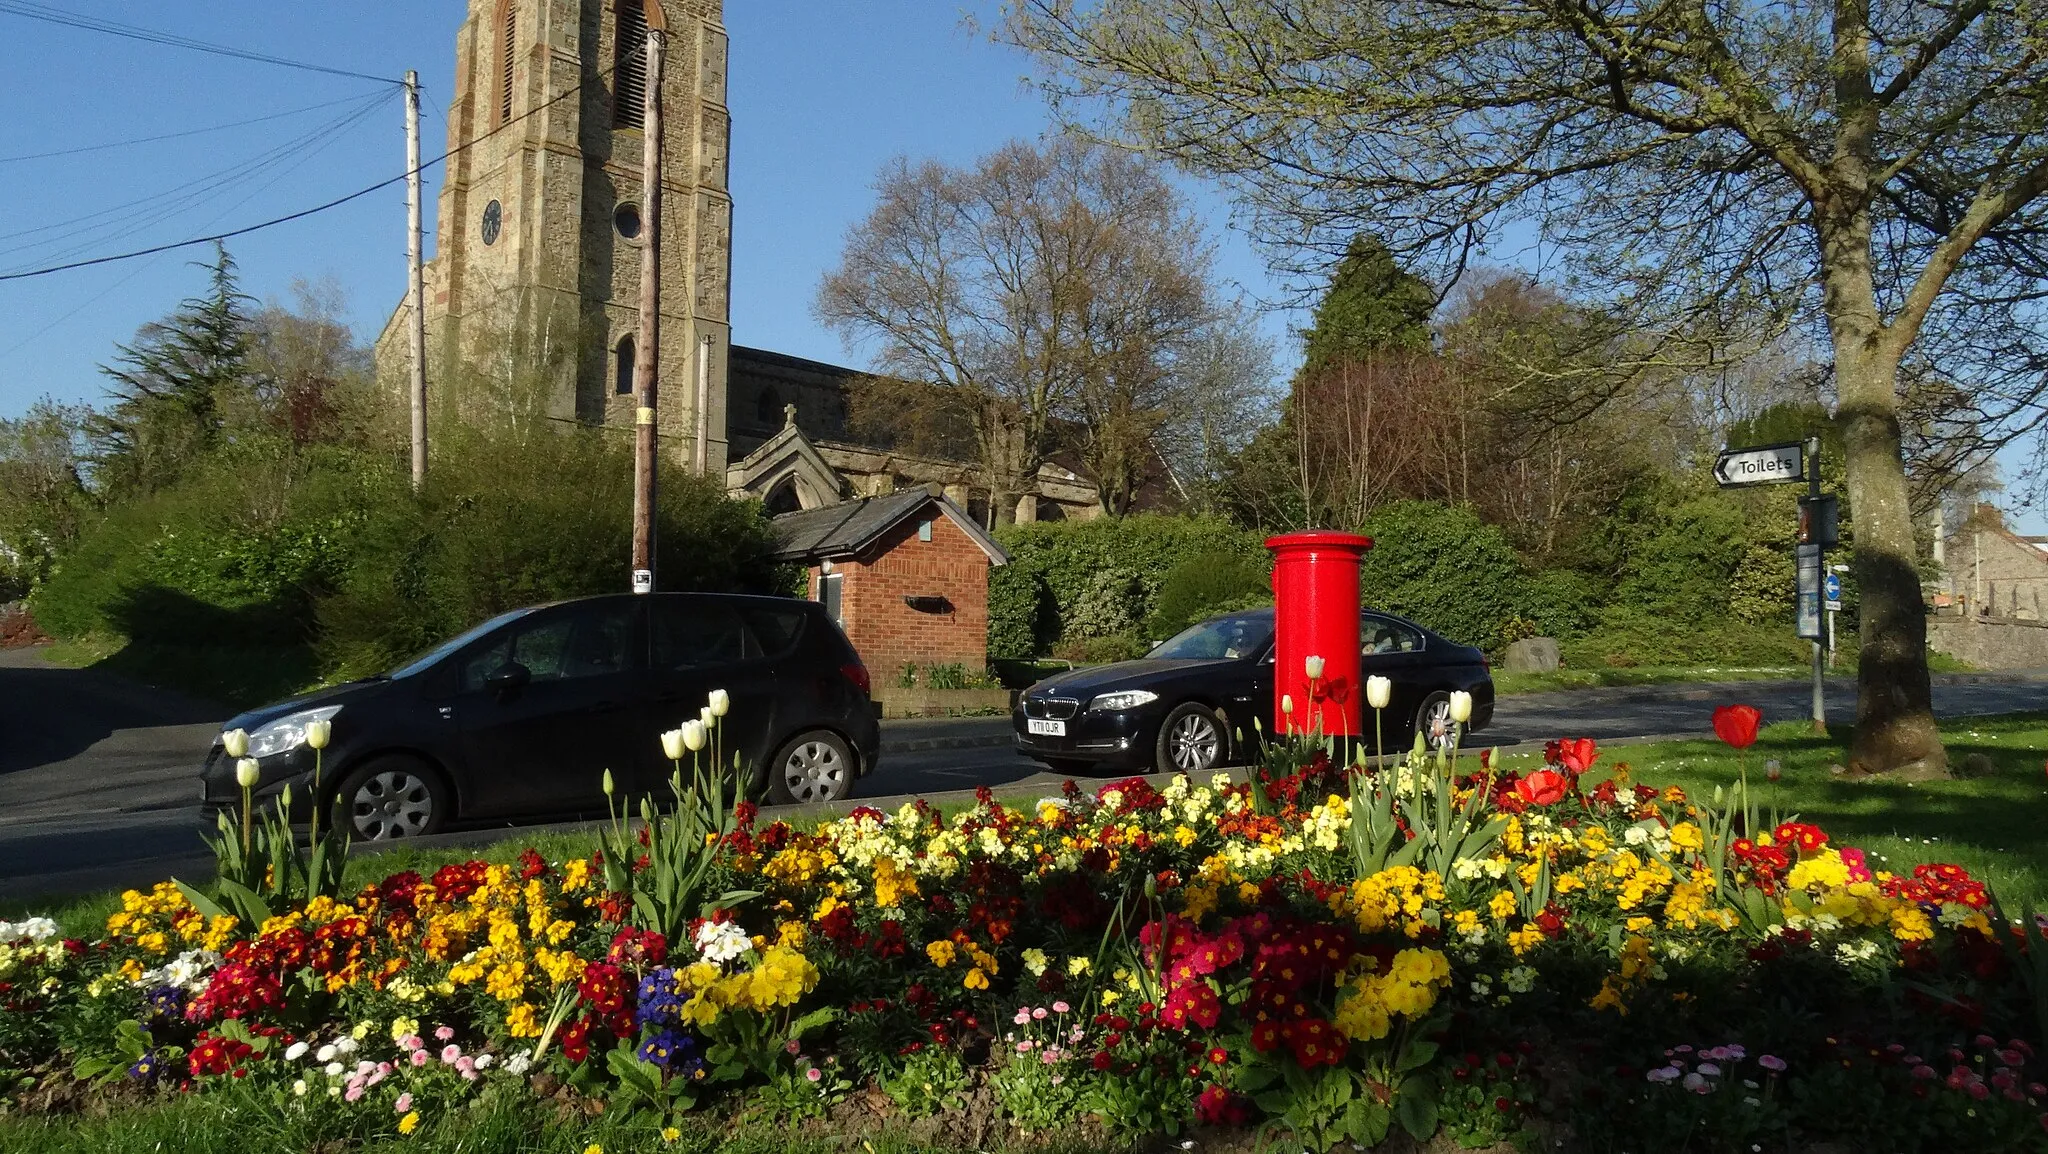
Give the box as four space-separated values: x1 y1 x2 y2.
1156 703 1225 775
331 757 448 841
767 730 855 806
1415 691 1466 753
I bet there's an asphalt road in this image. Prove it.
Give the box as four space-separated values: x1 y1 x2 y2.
2 644 2043 903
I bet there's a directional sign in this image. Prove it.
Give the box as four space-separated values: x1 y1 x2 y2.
1714 442 1805 488
1823 573 1842 607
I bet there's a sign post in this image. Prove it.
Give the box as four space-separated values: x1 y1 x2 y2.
1824 571 1843 667
1717 436 1829 733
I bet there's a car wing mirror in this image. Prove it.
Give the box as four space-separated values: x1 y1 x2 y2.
485 661 531 695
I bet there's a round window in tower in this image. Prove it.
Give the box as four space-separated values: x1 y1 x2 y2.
613 202 642 240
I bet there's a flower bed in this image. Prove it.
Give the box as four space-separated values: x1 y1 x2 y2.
6 718 2048 1152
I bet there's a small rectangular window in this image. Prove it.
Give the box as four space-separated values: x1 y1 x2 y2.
918 520 933 542
817 573 842 626
613 0 648 129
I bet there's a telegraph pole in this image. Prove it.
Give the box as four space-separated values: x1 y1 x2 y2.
1807 436 1826 733
405 70 428 490
629 16 666 593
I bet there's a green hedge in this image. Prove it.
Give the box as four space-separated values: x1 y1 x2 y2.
1357 501 1529 649
988 515 1264 657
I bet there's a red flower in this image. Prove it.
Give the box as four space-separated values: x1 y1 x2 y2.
1249 1020 1283 1053
1713 704 1762 750
1515 769 1569 807
1550 737 1598 774
1283 1018 1344 1068
1195 1084 1252 1126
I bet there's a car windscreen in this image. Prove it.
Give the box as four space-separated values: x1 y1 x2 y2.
384 607 538 680
1148 612 1273 661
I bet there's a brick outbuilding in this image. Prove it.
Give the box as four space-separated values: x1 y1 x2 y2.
768 488 1009 680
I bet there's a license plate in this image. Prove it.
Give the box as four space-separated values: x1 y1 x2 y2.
1027 718 1066 737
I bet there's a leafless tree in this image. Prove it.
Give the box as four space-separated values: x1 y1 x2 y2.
817 136 1246 523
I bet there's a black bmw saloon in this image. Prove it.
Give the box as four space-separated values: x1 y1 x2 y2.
1012 607 1494 775
199 593 880 840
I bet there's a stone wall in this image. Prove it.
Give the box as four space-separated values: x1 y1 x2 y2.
1943 525 2048 620
1926 614 2048 670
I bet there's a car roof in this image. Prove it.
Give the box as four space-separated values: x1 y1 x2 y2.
1205 604 1450 643
525 591 815 612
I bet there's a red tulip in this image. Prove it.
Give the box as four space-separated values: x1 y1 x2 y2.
1515 769 1569 806
1713 704 1762 750
1555 737 1598 774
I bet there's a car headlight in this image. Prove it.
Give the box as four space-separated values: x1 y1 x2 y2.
1088 690 1158 712
243 706 344 758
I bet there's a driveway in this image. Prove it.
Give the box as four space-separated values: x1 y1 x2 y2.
2 644 2041 902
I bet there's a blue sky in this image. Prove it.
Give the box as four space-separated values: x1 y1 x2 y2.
0 1 1295 419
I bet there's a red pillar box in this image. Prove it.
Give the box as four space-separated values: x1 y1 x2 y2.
1266 530 1373 737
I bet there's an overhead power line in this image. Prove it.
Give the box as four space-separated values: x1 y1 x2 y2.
0 0 403 85
0 46 635 284
0 94 378 165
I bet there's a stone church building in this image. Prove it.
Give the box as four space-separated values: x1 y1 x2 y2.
375 0 1104 525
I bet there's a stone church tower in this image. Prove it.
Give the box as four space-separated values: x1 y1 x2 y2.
375 0 732 472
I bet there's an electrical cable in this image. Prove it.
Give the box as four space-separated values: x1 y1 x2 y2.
0 45 637 283
0 1 403 85
0 94 377 165
0 89 397 263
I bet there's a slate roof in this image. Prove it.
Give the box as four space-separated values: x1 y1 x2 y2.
768 490 1009 566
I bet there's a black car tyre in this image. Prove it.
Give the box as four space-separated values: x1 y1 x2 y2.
1156 702 1226 774
767 730 855 806
1415 691 1466 752
332 756 449 841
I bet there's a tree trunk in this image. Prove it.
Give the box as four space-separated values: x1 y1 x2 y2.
1834 337 1946 774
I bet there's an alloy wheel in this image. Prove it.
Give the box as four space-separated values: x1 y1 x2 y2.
780 739 849 804
1422 698 1460 751
1168 712 1222 771
349 769 436 840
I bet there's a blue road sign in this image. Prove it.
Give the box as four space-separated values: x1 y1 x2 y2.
1824 573 1842 607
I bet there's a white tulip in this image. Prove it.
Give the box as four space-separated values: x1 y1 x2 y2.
681 719 708 752
659 730 685 762
708 689 730 717
1280 694 1295 715
1448 690 1473 724
700 706 715 728
1366 676 1393 710
1304 654 1326 680
234 757 261 790
602 768 616 796
305 718 331 751
221 729 248 758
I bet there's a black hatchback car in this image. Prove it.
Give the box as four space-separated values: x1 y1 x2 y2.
199 593 879 840
1013 607 1493 775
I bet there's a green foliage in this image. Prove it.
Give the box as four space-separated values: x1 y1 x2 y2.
991 515 1263 656
0 401 92 601
1147 550 1271 637
1357 501 1528 649
316 426 779 679
1517 568 1602 639
1300 234 1436 372
1561 604 1816 669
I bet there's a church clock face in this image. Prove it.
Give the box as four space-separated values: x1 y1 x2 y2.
480 199 502 246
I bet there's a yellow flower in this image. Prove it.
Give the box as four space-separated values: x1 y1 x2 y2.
1668 822 1704 852
506 1002 541 1038
963 967 990 990
390 1017 419 1042
925 940 957 968
398 1111 420 1135
662 1128 682 1143
584 1145 604 1154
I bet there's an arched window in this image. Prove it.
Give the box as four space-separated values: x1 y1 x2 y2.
499 2 517 123
614 334 636 396
756 387 783 428
613 0 648 129
764 479 802 515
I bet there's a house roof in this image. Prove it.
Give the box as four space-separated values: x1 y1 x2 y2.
768 489 1010 566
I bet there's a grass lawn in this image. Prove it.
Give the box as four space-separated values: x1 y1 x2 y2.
1490 648 1978 695
1492 711 2048 907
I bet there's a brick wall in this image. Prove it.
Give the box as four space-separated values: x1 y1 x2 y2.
808 512 991 680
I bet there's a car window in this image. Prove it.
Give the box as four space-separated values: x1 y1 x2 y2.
651 600 755 669
1362 613 1424 655
387 607 535 679
461 601 635 691
741 605 807 658
1149 613 1273 661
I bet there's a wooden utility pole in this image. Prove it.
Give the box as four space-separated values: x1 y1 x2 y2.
629 10 666 593
405 70 428 490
